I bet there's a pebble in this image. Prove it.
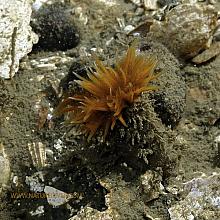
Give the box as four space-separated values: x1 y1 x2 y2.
44 186 72 207
25 172 45 192
214 26 220 41
192 42 220 64
140 170 164 202
135 7 145 16
130 0 142 7
143 0 158 10
124 25 135 33
29 206 44 216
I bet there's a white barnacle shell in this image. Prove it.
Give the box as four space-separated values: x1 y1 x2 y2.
28 142 46 169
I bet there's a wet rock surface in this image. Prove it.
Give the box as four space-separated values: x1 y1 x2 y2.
0 0 220 219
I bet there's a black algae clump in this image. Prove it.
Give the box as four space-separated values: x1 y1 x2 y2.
31 3 80 51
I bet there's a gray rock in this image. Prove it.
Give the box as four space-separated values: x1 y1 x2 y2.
149 4 218 59
168 173 220 220
0 0 38 79
44 186 72 207
25 172 45 192
140 170 164 202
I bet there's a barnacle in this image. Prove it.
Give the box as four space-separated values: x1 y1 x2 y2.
55 46 158 140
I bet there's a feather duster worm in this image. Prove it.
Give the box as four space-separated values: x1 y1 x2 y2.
55 46 158 140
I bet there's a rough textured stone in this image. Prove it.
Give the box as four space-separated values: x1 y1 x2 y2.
149 4 218 59
140 170 164 202
0 0 38 79
168 173 220 220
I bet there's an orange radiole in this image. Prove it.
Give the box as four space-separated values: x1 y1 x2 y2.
55 46 158 140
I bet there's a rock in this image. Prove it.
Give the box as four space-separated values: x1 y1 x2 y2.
29 206 44 217
168 173 220 220
140 170 164 202
69 206 115 220
129 0 142 7
44 186 73 207
143 0 158 10
32 0 49 11
149 4 218 59
135 7 145 16
25 172 45 192
0 0 38 79
192 42 220 64
214 25 220 41
70 174 146 220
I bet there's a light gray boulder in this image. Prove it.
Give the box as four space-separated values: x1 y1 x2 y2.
0 0 38 79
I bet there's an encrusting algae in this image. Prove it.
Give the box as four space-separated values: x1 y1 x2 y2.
55 45 159 140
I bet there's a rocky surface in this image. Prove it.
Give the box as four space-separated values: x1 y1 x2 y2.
0 0 220 219
168 173 220 220
0 0 38 79
149 3 218 59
